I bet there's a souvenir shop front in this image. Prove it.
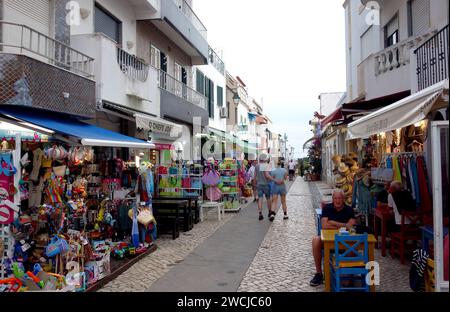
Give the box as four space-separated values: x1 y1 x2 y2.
134 113 183 166
346 80 449 291
0 107 157 292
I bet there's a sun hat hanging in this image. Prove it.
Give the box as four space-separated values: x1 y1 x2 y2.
46 145 67 161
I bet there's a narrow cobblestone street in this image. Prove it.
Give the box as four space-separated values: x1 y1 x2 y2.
99 177 411 292
239 178 411 292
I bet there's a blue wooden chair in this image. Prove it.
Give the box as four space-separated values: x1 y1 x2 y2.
330 233 369 292
315 208 322 236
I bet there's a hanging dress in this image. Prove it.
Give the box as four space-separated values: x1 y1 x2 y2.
416 156 432 214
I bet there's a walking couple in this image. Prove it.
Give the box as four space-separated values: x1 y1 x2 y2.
253 153 289 221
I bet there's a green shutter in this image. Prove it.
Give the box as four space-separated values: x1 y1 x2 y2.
217 86 223 106
196 69 204 94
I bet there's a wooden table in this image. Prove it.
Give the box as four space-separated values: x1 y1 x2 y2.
374 206 393 257
321 229 377 292
152 199 188 239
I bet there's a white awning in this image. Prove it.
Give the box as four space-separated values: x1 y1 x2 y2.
347 79 449 140
135 113 183 139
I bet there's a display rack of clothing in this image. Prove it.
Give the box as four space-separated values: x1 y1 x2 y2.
380 152 430 212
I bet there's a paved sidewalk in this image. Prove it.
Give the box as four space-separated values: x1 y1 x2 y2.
146 185 293 292
99 206 241 292
238 179 411 292
238 178 321 292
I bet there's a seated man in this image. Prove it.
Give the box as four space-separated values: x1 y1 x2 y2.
387 180 416 232
310 189 357 287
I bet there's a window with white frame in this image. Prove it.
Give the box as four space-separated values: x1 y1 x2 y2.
174 62 182 81
384 14 399 48
150 44 161 69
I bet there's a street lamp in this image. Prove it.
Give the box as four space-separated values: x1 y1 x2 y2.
232 92 240 105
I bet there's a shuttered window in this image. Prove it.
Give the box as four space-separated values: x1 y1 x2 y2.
150 45 161 69
4 0 50 35
360 26 374 61
409 0 430 36
196 69 205 95
95 3 121 44
217 86 224 107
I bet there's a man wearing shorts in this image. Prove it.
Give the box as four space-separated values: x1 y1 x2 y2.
288 160 296 180
255 153 276 221
271 161 289 220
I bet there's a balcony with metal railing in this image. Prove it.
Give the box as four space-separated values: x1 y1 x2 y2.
356 31 436 100
172 0 207 40
147 0 208 65
158 69 207 110
71 33 159 116
0 21 94 79
0 21 96 117
117 47 149 82
158 69 209 126
208 46 225 76
414 24 449 91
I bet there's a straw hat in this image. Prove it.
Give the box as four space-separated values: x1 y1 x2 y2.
345 197 352 206
338 163 349 174
350 161 359 172
343 184 353 196
331 154 341 164
335 175 346 185
348 152 358 160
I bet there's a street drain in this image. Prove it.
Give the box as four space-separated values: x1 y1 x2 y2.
217 282 228 286
227 270 236 274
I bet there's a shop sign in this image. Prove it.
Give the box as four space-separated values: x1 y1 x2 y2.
154 143 174 150
148 121 173 135
0 129 48 142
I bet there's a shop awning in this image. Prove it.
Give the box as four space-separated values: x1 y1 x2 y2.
135 113 183 138
320 107 343 127
347 79 449 140
341 90 411 120
208 128 258 154
255 116 268 124
0 107 154 149
302 137 316 150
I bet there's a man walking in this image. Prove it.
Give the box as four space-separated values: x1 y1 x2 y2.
288 160 296 181
271 161 289 220
247 160 257 202
255 153 276 221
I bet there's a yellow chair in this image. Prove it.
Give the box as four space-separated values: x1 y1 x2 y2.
424 258 435 292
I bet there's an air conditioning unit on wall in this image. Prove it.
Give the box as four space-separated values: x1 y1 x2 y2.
220 106 228 118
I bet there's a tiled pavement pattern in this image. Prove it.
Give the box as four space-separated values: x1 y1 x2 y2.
238 178 411 292
99 205 243 292
238 178 322 292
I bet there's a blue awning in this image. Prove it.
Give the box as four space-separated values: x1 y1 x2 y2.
0 107 154 148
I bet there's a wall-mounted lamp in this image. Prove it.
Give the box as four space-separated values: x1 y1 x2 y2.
232 92 240 105
80 8 90 19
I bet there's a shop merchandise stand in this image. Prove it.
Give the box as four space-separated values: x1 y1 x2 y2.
218 166 241 213
156 164 203 199
0 225 14 279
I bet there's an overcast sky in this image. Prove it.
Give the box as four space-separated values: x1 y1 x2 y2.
194 0 347 158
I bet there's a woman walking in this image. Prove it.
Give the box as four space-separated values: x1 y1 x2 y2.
271 161 289 220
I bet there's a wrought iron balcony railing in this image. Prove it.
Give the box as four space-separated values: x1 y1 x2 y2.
117 47 149 82
414 24 449 91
